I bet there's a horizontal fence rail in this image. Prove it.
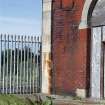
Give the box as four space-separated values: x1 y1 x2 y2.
0 34 42 94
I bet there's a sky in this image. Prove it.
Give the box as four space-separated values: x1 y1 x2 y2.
0 0 42 35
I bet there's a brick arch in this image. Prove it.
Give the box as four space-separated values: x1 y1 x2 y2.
79 0 98 29
79 0 102 98
79 0 104 99
42 0 101 98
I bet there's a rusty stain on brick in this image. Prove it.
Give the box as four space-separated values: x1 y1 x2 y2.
43 52 52 94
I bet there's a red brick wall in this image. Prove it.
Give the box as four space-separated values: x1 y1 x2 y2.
52 0 91 96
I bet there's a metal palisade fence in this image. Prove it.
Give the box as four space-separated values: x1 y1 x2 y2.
0 34 42 94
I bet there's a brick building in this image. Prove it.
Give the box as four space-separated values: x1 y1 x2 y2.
42 0 104 99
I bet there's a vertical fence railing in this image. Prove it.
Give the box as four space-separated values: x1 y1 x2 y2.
0 34 42 94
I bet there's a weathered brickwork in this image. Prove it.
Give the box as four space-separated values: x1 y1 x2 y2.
51 0 91 97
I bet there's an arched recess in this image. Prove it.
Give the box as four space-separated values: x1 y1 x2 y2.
79 0 105 99
91 0 105 99
79 0 97 29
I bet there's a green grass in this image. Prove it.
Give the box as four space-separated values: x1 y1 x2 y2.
0 95 53 105
0 95 35 105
